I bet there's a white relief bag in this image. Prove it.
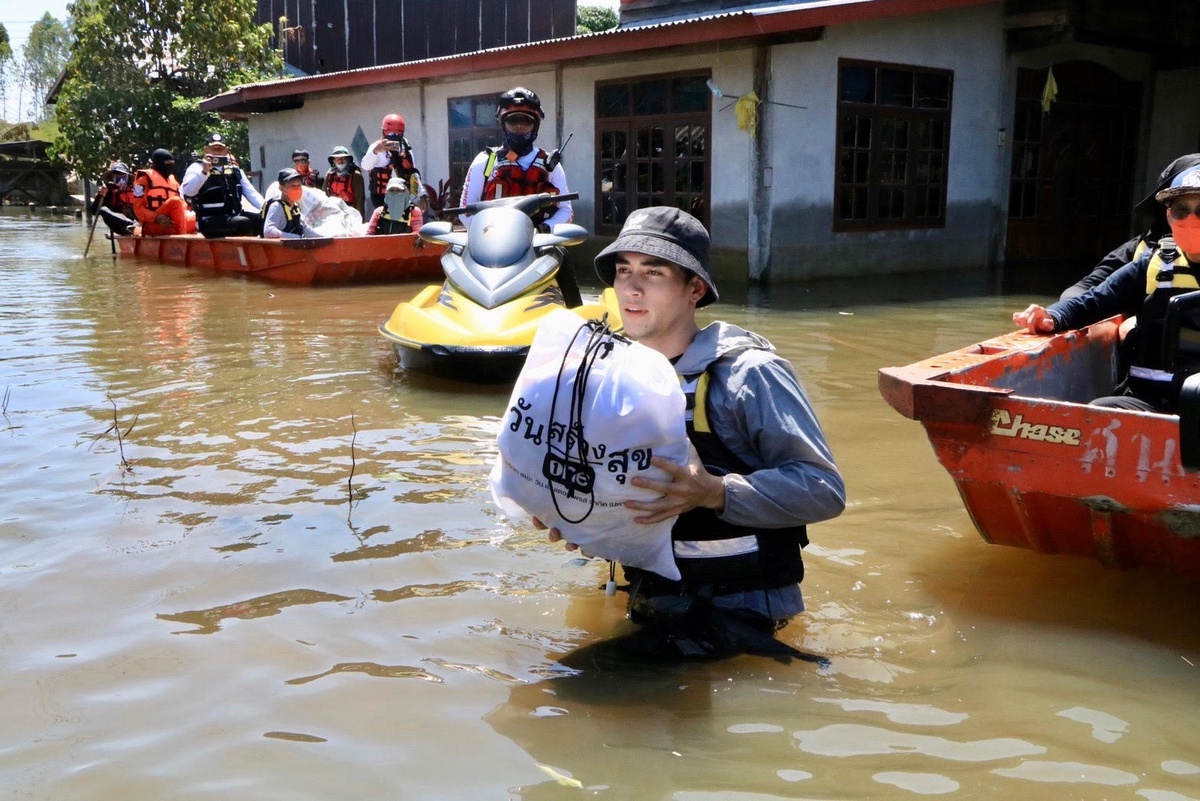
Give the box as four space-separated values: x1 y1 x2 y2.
490 309 689 580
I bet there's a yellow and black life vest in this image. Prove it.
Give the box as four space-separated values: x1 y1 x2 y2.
1126 238 1200 403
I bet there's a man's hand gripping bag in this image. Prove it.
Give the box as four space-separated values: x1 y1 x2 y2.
490 310 688 580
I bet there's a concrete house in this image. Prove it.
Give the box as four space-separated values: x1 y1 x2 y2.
204 0 1200 289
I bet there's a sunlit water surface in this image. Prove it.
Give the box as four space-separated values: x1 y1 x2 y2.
1 211 1197 800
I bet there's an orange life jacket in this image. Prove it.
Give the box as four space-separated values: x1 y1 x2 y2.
325 170 357 205
131 169 181 216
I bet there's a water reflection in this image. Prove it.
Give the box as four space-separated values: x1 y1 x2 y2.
3 214 1199 800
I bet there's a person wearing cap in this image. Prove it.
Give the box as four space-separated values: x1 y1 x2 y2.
179 133 264 238
131 149 197 237
458 87 580 305
261 168 321 240
366 176 424 236
1060 153 1200 301
323 146 365 217
361 114 427 213
1014 163 1200 412
291 149 323 191
90 161 137 236
541 206 846 650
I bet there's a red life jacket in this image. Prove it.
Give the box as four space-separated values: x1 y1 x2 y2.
481 147 556 200
325 170 357 205
369 144 418 198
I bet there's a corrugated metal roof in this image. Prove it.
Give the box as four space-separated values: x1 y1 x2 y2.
202 0 995 114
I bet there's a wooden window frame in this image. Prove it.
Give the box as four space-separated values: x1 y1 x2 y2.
447 93 502 199
594 71 711 235
834 59 953 232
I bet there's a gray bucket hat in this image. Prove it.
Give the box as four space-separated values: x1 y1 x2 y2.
594 207 719 307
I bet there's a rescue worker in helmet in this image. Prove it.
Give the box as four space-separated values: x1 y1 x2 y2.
291 149 323 191
1060 153 1200 300
261 168 321 240
1014 163 1200 412
323 145 365 217
366 176 424 236
131 149 197 237
90 161 137 236
361 114 427 215
180 133 264 239
458 87 581 307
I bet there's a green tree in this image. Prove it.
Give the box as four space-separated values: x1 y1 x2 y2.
0 25 12 122
22 13 70 122
577 5 618 34
54 0 280 178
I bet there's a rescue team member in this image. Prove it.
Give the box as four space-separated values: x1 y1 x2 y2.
1060 153 1200 300
131 149 196 237
180 133 264 239
458 87 580 306
539 207 846 659
1015 164 1200 412
361 114 426 212
90 161 137 236
323 146 365 217
291 149 323 191
366 176 424 235
261 168 321 240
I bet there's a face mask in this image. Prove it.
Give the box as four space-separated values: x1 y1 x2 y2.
284 185 303 204
1170 215 1200 256
154 162 174 178
334 160 349 175
385 194 407 218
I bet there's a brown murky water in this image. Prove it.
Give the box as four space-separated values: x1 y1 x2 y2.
2 210 1198 800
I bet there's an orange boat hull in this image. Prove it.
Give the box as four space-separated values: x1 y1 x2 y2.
116 233 443 285
879 318 1200 577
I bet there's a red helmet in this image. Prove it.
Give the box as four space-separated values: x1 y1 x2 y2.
382 114 405 136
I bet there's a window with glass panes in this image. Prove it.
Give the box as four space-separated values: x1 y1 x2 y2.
834 60 952 231
448 94 503 197
595 72 710 234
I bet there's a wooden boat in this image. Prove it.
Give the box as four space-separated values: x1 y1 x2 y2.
878 305 1200 578
116 233 444 285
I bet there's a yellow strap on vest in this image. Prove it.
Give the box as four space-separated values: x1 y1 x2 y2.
484 149 499 180
693 372 711 433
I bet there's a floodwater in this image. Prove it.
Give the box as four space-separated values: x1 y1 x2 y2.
1 209 1198 801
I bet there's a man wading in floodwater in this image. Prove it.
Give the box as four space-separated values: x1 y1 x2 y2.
539 207 846 665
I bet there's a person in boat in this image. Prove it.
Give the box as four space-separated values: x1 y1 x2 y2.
291 149 323 191
361 114 427 214
261 168 321 240
180 133 264 239
366 176 424 236
540 207 846 662
458 86 582 307
323 146 365 217
1060 153 1200 301
1014 164 1200 412
90 161 137 236
131 149 197 237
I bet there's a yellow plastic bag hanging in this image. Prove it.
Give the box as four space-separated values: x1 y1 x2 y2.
735 91 760 136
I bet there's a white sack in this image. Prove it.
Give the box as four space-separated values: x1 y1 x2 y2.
300 187 366 237
490 309 689 580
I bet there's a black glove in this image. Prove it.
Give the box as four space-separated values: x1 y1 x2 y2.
536 223 552 234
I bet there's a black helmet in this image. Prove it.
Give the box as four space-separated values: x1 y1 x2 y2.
497 87 543 156
496 87 544 122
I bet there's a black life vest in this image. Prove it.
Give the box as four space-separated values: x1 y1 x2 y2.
373 201 415 235
261 198 304 236
193 164 244 221
1125 238 1200 405
629 363 808 596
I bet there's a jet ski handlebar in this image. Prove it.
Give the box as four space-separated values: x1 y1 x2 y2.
443 192 580 219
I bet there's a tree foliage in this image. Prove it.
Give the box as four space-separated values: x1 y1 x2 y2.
0 24 12 119
577 5 619 34
54 0 280 178
23 14 70 122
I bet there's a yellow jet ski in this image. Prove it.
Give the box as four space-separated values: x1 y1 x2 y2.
380 192 622 383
